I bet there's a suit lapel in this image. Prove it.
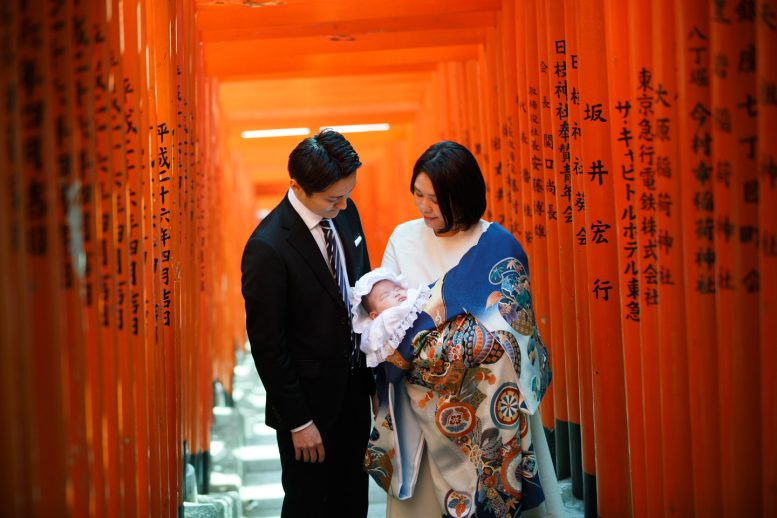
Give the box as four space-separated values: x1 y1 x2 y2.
279 198 344 308
332 212 358 283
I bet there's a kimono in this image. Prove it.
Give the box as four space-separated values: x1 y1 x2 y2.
364 223 552 518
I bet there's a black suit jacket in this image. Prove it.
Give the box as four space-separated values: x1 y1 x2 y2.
241 194 374 432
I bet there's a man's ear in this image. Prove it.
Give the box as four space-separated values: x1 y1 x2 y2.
369 310 379 320
289 178 301 193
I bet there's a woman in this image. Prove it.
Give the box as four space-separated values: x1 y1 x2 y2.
370 141 562 517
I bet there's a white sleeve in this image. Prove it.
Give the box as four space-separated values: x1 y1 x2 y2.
381 233 400 274
290 420 313 433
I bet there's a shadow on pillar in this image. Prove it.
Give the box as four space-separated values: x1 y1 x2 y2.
556 420 593 516
555 419 571 480
569 421 583 499
583 470 598 518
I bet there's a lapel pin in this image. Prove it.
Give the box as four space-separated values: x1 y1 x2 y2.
354 236 363 246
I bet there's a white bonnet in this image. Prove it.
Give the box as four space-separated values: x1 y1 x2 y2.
350 267 407 333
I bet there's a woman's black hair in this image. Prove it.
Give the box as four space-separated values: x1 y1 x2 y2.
410 141 487 234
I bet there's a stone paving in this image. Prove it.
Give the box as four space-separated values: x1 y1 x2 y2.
199 347 585 518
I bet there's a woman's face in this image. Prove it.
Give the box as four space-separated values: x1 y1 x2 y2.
412 172 445 232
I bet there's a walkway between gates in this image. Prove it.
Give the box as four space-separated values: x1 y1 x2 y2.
186 346 586 518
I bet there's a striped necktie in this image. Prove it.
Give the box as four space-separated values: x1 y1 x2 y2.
320 218 360 369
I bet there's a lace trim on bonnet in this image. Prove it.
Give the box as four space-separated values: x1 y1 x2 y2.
350 267 432 368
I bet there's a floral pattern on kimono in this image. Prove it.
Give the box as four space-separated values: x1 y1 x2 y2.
363 223 551 518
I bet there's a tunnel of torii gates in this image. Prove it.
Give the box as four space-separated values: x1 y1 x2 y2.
0 0 775 516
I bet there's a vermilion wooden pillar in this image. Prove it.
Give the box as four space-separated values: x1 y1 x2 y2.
76 0 109 514
544 0 585 495
577 0 633 515
106 0 139 514
521 0 556 433
92 0 123 512
492 17 511 231
602 1 649 515
122 0 151 513
142 3 164 513
22 1 69 515
535 0 568 456
514 0 533 270
710 2 761 515
627 0 664 515
562 0 597 508
0 2 29 515
652 0 695 514
759 3 777 515
496 5 519 239
480 36 501 225
496 7 513 236
50 1 91 515
674 0 723 514
541 0 573 481
149 0 175 512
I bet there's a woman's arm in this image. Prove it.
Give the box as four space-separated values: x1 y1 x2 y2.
380 232 401 274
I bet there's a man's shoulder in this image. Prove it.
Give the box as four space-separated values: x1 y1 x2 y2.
333 197 364 233
343 197 362 220
245 200 291 249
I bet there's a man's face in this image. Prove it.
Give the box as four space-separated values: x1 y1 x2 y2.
366 280 408 318
292 173 357 219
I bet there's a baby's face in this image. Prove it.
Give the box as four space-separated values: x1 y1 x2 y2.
366 280 408 316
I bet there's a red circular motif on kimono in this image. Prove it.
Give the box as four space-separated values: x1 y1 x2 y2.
500 447 524 497
444 489 473 518
435 401 476 438
491 382 522 429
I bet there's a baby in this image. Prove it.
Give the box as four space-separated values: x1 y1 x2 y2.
351 268 432 368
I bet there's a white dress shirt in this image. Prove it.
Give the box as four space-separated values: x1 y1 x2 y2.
287 188 350 281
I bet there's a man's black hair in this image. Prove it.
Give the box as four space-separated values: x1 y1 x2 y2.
288 129 362 195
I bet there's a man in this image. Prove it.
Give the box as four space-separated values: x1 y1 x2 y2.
241 129 375 517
